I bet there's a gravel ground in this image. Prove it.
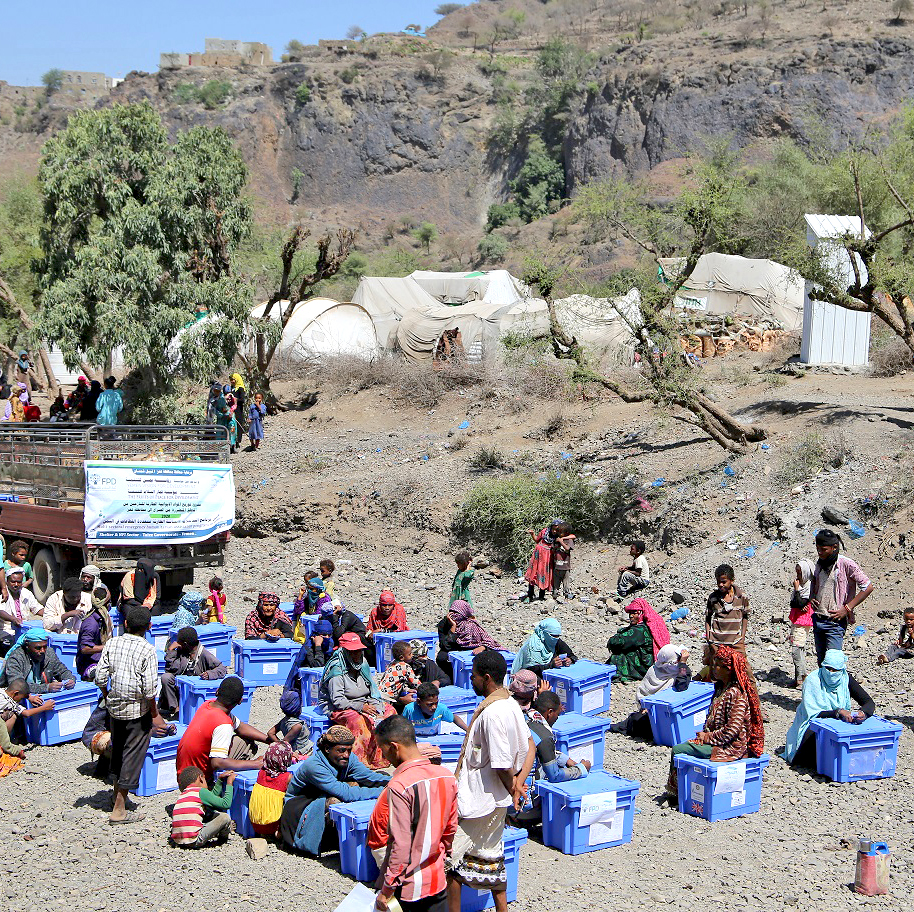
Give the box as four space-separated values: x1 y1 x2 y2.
2 370 913 911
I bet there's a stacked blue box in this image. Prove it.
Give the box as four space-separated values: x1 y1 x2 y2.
329 799 380 881
449 650 516 690
137 723 187 796
543 661 615 716
194 623 237 667
809 716 902 782
461 827 528 911
537 770 640 855
146 613 177 651
374 629 438 674
414 733 464 772
640 682 716 747
437 686 480 732
23 681 99 746
298 666 323 707
48 633 79 675
674 754 770 821
156 650 166 675
300 705 331 740
176 675 256 725
232 638 300 685
552 712 612 770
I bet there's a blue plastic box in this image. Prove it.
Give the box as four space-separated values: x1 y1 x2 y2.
228 760 305 838
437 685 480 733
809 716 902 782
449 650 516 690
675 754 770 821
176 675 256 725
300 705 331 740
373 629 438 674
156 650 166 675
461 827 528 911
232 638 300 685
553 712 612 770
137 723 187 796
329 799 380 881
298 666 323 707
23 681 99 746
537 771 640 855
543 661 616 717
414 733 464 772
146 613 177 651
48 633 79 675
296 612 319 642
194 623 237 667
640 682 716 747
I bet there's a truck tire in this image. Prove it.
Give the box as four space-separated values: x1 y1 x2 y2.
32 547 61 605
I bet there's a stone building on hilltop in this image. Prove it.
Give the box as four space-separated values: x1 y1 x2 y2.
160 38 273 70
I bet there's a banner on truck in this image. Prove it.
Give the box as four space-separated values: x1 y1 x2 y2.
84 461 235 545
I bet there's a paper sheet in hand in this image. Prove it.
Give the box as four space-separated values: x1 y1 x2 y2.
579 791 617 826
587 810 624 846
581 687 604 714
57 704 92 737
693 710 707 727
568 742 594 767
714 762 746 794
333 883 376 912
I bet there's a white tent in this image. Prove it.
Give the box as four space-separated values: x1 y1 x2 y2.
658 253 804 331
395 300 511 363
351 278 442 350
408 270 530 308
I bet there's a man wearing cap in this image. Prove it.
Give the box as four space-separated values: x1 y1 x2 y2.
0 568 42 656
279 724 389 855
43 576 91 633
159 627 228 720
0 627 75 694
810 529 875 665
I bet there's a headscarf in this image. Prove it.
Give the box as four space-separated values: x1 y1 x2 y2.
789 559 816 626
280 687 302 717
133 559 158 602
230 373 246 391
90 589 114 644
795 559 815 602
262 741 294 781
81 565 102 589
508 669 539 707
179 590 205 613
714 644 765 758
450 599 502 651
9 626 49 655
321 725 356 748
320 645 381 701
257 591 281 619
784 648 850 762
408 638 429 659
313 619 333 655
512 618 561 672
636 644 683 706
624 597 670 659
369 590 407 632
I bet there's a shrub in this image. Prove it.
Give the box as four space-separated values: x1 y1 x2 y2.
776 431 851 487
198 80 233 109
477 233 510 263
436 2 464 15
486 201 521 232
469 446 507 470
340 251 369 279
339 66 360 84
413 222 438 253
870 323 914 376
295 82 311 104
173 83 199 104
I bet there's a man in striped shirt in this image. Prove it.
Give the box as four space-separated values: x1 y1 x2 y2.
368 715 457 912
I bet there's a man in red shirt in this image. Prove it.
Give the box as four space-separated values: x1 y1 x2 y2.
368 715 458 912
175 676 270 783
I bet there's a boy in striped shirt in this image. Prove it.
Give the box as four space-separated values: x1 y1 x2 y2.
368 715 458 912
170 767 235 848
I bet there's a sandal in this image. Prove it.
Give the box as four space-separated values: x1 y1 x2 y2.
109 811 146 825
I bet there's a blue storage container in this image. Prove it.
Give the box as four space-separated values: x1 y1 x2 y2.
298 666 323 707
156 650 166 675
414 733 464 772
553 712 612 770
176 674 256 725
460 827 528 911
543 661 616 716
437 686 480 733
227 760 304 838
640 682 716 747
137 723 187 796
109 607 122 633
22 681 100 746
449 650 516 690
295 612 319 642
373 629 438 674
810 716 902 782
675 754 770 821
48 633 79 675
329 799 381 881
537 770 640 855
146 613 177 651
300 705 331 740
194 623 237 667
232 638 300 685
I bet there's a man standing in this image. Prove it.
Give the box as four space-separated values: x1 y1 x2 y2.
368 715 458 912
447 650 535 912
95 607 166 824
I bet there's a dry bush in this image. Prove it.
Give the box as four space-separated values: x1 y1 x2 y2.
869 325 914 377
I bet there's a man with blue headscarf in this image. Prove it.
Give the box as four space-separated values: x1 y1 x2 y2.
783 649 875 767
0 627 75 694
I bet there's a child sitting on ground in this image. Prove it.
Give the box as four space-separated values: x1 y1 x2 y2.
170 767 235 848
378 641 422 709
402 682 469 737
1 678 55 758
203 577 226 624
878 608 914 664
4 540 33 589
249 741 296 838
617 540 650 598
267 688 314 756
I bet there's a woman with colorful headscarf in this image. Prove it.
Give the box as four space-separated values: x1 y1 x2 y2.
449 599 502 653
170 590 205 637
366 590 408 639
249 741 296 838
783 648 874 767
664 644 765 800
521 521 561 602
607 597 670 682
512 618 577 677
213 390 238 453
407 637 451 687
2 387 24 422
244 591 293 640
229 373 247 431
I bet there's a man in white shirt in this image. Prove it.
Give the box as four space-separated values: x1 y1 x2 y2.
43 577 91 633
0 568 42 654
617 540 650 598
447 650 534 912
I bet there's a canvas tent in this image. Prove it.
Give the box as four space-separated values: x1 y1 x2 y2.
408 270 530 308
658 253 804 331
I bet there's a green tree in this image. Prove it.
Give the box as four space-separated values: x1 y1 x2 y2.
510 137 565 222
477 233 510 263
486 201 521 231
435 3 464 15
413 221 438 253
36 102 254 395
41 68 63 95
294 82 311 104
198 80 233 109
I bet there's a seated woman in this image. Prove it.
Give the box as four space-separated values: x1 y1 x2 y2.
448 599 502 656
366 590 408 641
610 645 691 739
783 649 874 769
607 597 670 683
512 618 577 678
407 638 451 687
244 591 293 640
664 645 765 802
317 632 395 770
119 558 160 614
279 725 389 855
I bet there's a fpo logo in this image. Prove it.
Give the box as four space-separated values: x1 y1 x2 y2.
89 473 116 487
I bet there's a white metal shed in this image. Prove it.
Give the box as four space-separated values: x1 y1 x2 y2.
801 214 872 367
